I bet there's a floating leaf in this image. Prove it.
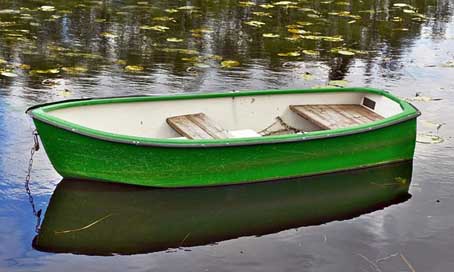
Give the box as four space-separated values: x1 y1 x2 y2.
322 35 344 42
442 61 454 67
274 1 296 6
252 11 272 17
301 72 314 80
262 33 280 38
153 16 176 22
244 20 266 27
416 133 444 144
405 95 442 102
194 63 210 68
221 60 240 68
62 66 88 74
39 6 56 12
100 32 118 38
140 25 169 32
30 68 60 75
182 56 202 62
288 28 307 34
330 48 355 56
239 1 256 7
0 58 7 65
392 16 403 22
18 64 31 70
41 79 66 87
393 3 414 8
58 89 72 97
296 21 313 26
348 20 356 24
335 1 350 6
125 65 144 72
1 71 18 77
165 8 179 13
259 4 274 8
178 6 199 10
161 48 199 55
277 51 301 57
329 79 348 87
302 50 320 56
300 35 323 40
191 28 213 34
403 9 416 14
166 37 184 42
115 59 127 65
0 9 20 14
393 28 409 31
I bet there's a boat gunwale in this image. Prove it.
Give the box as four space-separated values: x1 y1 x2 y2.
27 87 421 148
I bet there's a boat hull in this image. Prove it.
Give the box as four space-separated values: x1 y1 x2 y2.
33 117 417 187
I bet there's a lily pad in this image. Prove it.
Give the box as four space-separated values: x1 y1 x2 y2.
244 21 266 27
221 60 240 68
252 11 272 17
239 1 256 7
403 9 416 14
62 66 88 74
328 79 348 87
178 6 199 11
165 9 179 13
296 21 313 26
182 56 202 62
288 28 307 34
405 95 442 102
1 71 18 77
153 16 176 22
274 1 296 6
302 50 320 56
259 4 275 9
441 61 454 67
140 25 169 32
262 33 280 38
57 89 72 97
100 32 118 38
277 52 301 57
30 68 60 75
301 72 314 80
166 38 184 42
416 133 444 144
19 64 31 70
0 9 20 14
125 65 144 72
40 6 56 12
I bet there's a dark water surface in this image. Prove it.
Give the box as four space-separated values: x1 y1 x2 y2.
1 0 454 271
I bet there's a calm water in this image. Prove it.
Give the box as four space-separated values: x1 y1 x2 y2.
1 0 454 271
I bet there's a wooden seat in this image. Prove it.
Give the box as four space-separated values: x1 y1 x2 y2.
166 113 231 139
289 104 383 130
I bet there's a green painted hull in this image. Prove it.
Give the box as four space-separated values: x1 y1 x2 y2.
33 161 412 255
29 88 419 187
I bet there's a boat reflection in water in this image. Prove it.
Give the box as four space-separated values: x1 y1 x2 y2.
33 161 413 256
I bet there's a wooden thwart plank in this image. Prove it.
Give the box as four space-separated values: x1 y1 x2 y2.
290 104 383 130
167 113 230 139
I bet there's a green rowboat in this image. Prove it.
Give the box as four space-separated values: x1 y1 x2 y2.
27 87 420 187
33 161 412 255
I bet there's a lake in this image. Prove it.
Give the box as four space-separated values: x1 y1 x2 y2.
1 0 453 271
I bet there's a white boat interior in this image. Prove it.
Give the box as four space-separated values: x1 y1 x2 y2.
47 91 403 139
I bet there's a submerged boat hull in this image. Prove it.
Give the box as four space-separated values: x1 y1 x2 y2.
33 115 417 187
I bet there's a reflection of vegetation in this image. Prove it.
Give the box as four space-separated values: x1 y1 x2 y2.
0 0 452 89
